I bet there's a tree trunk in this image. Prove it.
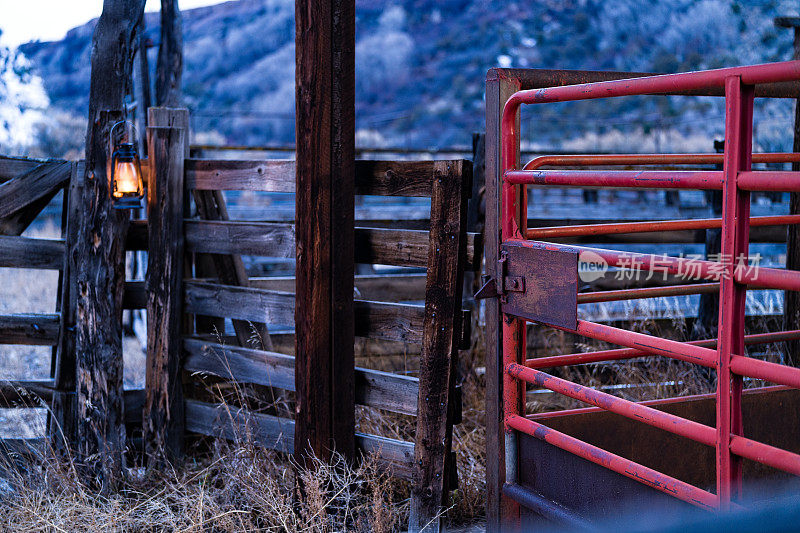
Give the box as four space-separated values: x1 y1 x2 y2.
156 0 183 106
75 0 146 492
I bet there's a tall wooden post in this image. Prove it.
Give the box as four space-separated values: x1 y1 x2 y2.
74 0 146 490
485 69 521 532
294 0 356 461
143 107 188 464
776 16 800 363
156 0 183 107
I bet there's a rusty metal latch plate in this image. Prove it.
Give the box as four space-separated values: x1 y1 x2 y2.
499 241 578 329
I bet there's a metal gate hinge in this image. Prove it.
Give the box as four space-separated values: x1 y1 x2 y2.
474 264 525 301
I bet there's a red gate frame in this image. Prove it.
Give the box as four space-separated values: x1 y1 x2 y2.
497 61 800 520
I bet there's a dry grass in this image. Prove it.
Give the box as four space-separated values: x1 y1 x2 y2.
0 442 403 532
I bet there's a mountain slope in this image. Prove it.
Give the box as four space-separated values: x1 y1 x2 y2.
17 0 800 150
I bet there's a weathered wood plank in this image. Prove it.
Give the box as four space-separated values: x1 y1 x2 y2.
185 220 295 257
184 158 473 199
0 161 70 219
183 399 414 477
409 156 470 532
0 314 60 345
249 273 428 301
0 156 62 180
183 281 295 326
355 159 471 197
143 113 187 463
0 236 64 269
182 338 418 415
183 281 425 343
0 379 55 407
354 300 424 344
186 159 295 192
153 221 482 269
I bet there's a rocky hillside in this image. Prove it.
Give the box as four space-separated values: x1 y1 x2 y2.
15 0 800 152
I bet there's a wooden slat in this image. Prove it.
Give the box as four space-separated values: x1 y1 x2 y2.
0 314 60 345
0 156 59 180
355 160 470 197
250 273 428 301
354 300 424 344
185 220 295 257
133 220 481 270
186 159 295 192
183 281 295 325
184 159 473 198
183 338 296 391
192 185 273 351
182 338 418 415
0 236 64 269
356 228 480 269
0 161 70 219
183 399 414 477
0 379 55 406
184 281 425 343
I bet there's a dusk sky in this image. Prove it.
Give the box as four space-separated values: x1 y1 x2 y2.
0 0 223 47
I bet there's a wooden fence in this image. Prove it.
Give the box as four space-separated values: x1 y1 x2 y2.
0 107 481 529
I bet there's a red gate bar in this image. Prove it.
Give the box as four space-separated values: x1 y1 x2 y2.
525 330 800 369
507 238 800 291
529 214 800 240
739 171 800 191
508 169 800 192
506 414 720 510
524 152 800 171
507 363 717 446
508 365 800 478
506 169 724 189
577 283 720 304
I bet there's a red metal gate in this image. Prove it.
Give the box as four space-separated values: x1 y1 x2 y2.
494 61 800 515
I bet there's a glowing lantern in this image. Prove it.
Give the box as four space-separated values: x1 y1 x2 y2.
110 121 144 209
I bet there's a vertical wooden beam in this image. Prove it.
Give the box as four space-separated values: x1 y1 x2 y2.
409 161 469 533
156 0 183 107
485 69 521 532
75 0 145 490
294 0 355 461
143 108 187 464
50 162 83 451
137 16 153 134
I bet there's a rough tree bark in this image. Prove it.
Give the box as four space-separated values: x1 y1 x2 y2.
156 0 183 106
75 0 145 491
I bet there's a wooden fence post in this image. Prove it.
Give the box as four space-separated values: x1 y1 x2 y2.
75 0 145 489
143 107 188 463
294 0 356 461
409 161 470 533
